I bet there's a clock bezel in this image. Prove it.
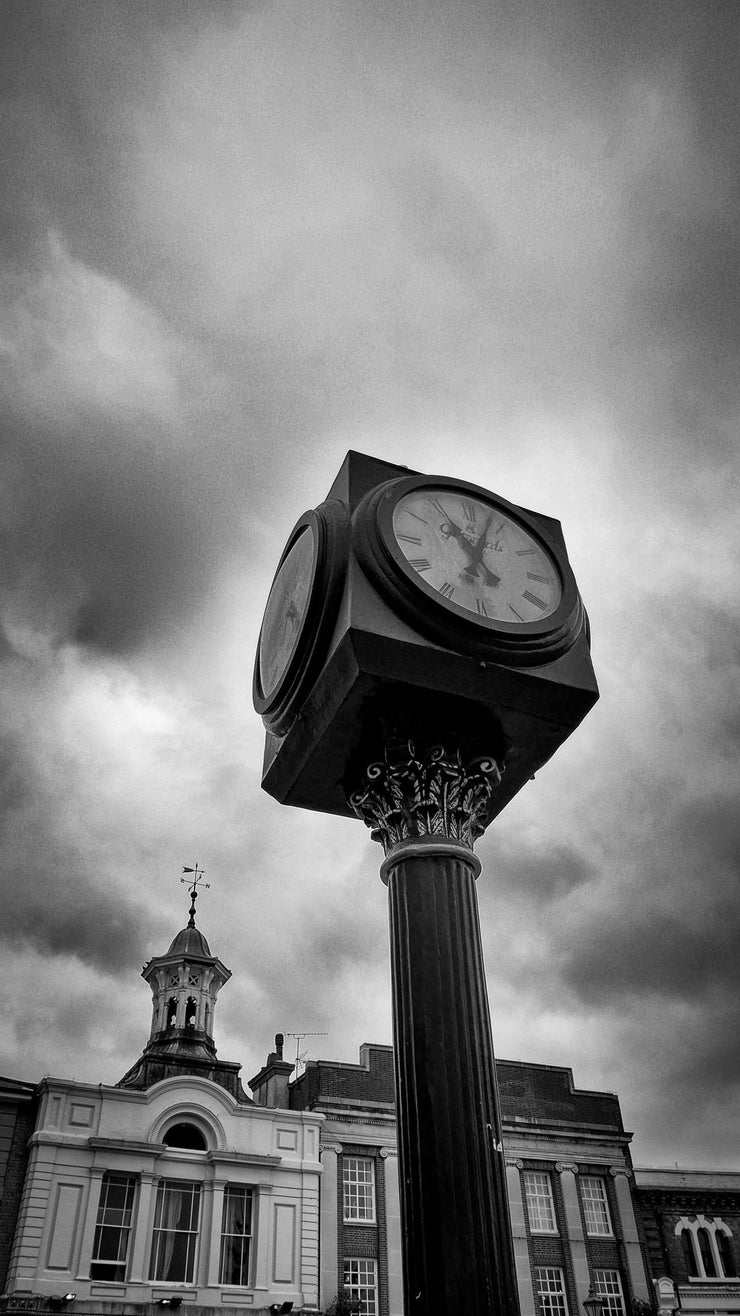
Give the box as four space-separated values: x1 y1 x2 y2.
253 501 347 735
355 474 585 665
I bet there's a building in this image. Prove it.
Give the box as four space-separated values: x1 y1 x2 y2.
634 1168 740 1316
0 897 323 1314
252 1039 652 1316
4 894 739 1316
0 1079 37 1296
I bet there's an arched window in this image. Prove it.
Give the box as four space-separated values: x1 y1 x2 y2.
718 1230 736 1278
162 1122 207 1150
166 997 178 1028
185 996 197 1028
697 1228 717 1277
681 1230 698 1277
676 1216 736 1280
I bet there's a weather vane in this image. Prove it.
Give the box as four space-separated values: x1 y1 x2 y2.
180 863 210 926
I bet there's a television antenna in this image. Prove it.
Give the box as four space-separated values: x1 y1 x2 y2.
285 1031 328 1076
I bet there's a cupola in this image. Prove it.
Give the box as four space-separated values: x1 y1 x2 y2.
118 867 250 1102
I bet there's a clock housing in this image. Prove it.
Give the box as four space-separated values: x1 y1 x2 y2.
254 452 598 826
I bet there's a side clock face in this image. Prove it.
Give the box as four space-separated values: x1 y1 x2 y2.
391 488 562 625
257 522 317 703
253 501 348 735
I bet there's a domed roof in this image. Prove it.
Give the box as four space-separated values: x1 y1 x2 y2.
166 924 213 958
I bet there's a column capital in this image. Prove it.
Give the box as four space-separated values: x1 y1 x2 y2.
556 1162 579 1174
348 738 503 856
506 1158 524 1170
321 1142 343 1156
610 1166 632 1179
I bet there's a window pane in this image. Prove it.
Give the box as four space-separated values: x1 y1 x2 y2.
580 1178 612 1236
343 1157 376 1222
219 1186 253 1286
91 1174 137 1281
718 1230 736 1278
344 1257 378 1316
535 1267 569 1316
150 1181 201 1283
594 1270 625 1316
697 1228 717 1277
523 1172 557 1233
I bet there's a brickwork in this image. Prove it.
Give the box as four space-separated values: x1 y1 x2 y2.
636 1187 740 1284
0 1085 37 1295
497 1062 624 1131
336 1144 389 1316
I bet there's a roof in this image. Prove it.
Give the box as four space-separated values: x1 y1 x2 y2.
166 924 213 958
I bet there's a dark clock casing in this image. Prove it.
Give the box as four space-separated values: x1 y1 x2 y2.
256 451 599 826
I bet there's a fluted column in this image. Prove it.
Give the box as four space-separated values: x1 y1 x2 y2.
350 739 520 1316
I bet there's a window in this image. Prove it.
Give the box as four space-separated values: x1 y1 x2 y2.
90 1174 137 1281
162 1122 207 1150
534 1267 569 1316
594 1270 625 1316
676 1217 737 1280
580 1177 612 1236
523 1172 557 1233
219 1185 253 1286
718 1230 736 1278
343 1258 378 1316
149 1180 201 1283
697 1228 717 1277
343 1156 376 1223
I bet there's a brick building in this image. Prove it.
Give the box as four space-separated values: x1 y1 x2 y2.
0 1079 37 1296
251 1039 652 1316
634 1168 740 1316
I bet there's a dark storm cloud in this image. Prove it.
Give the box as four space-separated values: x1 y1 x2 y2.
0 0 738 1166
1 405 207 654
3 845 155 975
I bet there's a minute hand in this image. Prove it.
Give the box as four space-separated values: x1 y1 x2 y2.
464 514 501 588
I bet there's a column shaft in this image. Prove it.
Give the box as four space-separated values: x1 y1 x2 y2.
386 846 520 1316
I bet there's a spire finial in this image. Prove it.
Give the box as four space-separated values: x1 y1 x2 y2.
180 863 210 926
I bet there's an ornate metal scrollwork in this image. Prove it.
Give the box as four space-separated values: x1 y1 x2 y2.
348 739 503 854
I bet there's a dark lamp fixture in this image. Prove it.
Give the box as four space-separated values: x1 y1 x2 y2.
583 1286 604 1316
269 1304 294 1314
157 1299 182 1309
48 1297 76 1310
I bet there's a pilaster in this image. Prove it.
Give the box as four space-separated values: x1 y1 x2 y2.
319 1144 341 1308
556 1163 590 1310
610 1168 650 1299
506 1161 536 1316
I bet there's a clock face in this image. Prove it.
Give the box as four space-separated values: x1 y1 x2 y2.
390 487 562 625
257 523 317 702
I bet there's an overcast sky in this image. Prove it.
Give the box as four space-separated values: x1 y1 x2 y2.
1 0 738 1170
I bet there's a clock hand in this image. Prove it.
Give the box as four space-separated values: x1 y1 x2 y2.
463 513 502 588
434 504 502 588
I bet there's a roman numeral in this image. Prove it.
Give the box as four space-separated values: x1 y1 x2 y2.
475 598 489 617
429 497 449 519
404 509 428 524
516 548 536 556
526 572 551 584
439 581 455 598
398 533 422 545
522 590 547 610
461 500 476 522
408 557 431 571
508 604 524 621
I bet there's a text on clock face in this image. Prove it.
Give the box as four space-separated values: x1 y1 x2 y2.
391 490 562 623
